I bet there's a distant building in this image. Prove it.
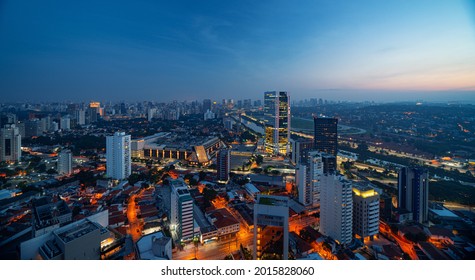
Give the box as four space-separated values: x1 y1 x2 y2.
353 183 380 243
203 99 212 113
319 174 353 245
57 149 72 175
263 91 290 156
313 116 338 157
169 179 194 241
60 116 70 130
216 149 230 182
398 167 429 224
0 124 21 162
75 109 86 125
254 195 289 260
106 132 131 180
204 109 215 120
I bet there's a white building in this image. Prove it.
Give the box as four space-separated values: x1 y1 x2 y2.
296 151 325 207
0 124 22 162
204 109 215 120
57 149 72 175
106 132 131 180
75 110 85 125
353 184 380 243
319 174 353 245
60 116 70 130
169 179 194 241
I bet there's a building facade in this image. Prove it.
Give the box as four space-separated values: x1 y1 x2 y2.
170 179 194 241
398 167 429 224
0 124 22 162
57 149 72 175
106 132 131 180
353 184 380 243
216 149 230 182
319 175 353 245
313 116 338 156
263 91 290 156
253 195 289 260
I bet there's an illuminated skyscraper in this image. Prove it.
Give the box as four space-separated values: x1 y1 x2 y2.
263 91 290 156
106 132 131 180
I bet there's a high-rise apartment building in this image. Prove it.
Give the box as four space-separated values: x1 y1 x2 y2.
216 149 230 182
398 167 429 224
57 149 72 175
0 124 22 162
169 179 194 241
313 116 338 156
320 174 353 245
106 132 131 180
353 184 380 243
263 91 290 156
254 195 289 260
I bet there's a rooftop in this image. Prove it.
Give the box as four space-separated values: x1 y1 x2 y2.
56 220 100 243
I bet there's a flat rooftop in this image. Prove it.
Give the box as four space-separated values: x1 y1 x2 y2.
56 220 100 243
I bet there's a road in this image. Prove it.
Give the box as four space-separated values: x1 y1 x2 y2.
173 234 254 260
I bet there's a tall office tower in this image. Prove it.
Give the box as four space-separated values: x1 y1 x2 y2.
289 138 313 165
75 109 86 125
263 91 290 156
398 167 429 224
106 132 131 180
254 195 289 260
216 149 230 182
60 116 71 130
203 99 212 113
169 179 194 241
319 174 353 245
353 184 380 243
57 149 72 175
313 116 338 156
0 124 22 162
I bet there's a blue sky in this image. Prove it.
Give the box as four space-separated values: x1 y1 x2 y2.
0 0 474 102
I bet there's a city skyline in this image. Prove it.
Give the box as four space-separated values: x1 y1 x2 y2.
1 0 475 103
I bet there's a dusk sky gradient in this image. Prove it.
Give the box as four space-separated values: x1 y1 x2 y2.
1 0 474 102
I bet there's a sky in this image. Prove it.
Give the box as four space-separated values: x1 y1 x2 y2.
0 0 474 103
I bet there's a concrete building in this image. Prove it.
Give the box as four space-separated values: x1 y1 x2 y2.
0 124 21 162
319 174 353 245
398 167 429 224
254 195 289 260
169 179 194 241
353 183 380 243
290 138 313 165
136 231 172 260
263 91 290 156
106 132 131 180
57 149 72 175
216 148 230 182
296 151 327 208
